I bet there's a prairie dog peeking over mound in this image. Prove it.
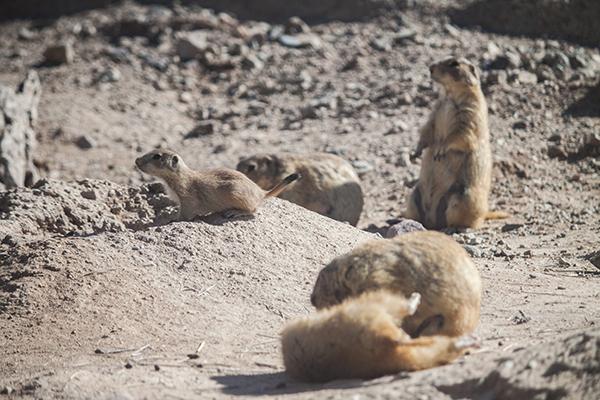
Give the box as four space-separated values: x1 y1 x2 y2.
406 57 507 229
236 153 363 226
311 231 481 337
281 290 478 382
135 149 299 220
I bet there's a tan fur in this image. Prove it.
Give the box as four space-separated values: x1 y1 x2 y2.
406 57 506 229
311 231 481 337
237 153 363 226
135 149 298 220
281 290 477 382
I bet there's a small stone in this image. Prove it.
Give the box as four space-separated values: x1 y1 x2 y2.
370 36 392 52
385 219 426 238
176 31 208 61
154 365 160 371
512 120 527 130
184 122 214 139
516 70 538 85
75 135 96 149
463 245 483 258
487 70 508 86
585 251 600 269
104 46 131 63
490 51 521 70
97 67 121 83
569 54 588 69
524 249 533 257
18 27 36 41
80 189 97 200
543 51 570 72
278 33 321 49
547 145 567 159
536 65 555 82
351 160 374 175
125 362 133 369
502 223 523 232
285 16 310 34
43 42 74 65
241 54 264 70
299 105 318 119
179 92 193 103
512 310 531 325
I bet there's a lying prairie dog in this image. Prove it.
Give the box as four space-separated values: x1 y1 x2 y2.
135 149 299 220
281 290 479 382
237 152 363 226
311 230 481 337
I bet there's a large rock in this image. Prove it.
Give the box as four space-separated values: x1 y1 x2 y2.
0 71 41 189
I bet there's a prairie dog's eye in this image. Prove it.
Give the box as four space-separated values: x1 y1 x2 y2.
448 60 460 68
247 164 256 172
152 153 161 160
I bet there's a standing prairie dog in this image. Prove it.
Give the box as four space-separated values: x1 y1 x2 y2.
406 57 507 229
135 149 299 220
236 153 364 226
281 290 479 382
311 231 481 337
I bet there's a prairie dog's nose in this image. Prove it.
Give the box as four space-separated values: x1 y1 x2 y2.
135 158 143 168
429 64 435 74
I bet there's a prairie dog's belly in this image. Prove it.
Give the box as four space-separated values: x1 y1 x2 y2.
432 100 456 144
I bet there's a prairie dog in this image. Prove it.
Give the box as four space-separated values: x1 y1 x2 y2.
135 149 299 220
311 231 481 337
236 153 363 226
281 290 478 382
406 57 507 229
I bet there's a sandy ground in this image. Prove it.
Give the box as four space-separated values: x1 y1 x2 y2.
1 0 599 398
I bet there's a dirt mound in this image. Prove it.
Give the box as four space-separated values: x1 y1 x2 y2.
438 329 600 399
0 178 177 241
451 0 600 46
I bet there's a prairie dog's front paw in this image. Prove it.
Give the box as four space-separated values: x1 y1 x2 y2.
433 149 446 161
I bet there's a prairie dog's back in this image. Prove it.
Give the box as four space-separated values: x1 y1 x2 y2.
311 231 481 337
237 152 363 225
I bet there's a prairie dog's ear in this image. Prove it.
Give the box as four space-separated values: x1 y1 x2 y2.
171 155 179 169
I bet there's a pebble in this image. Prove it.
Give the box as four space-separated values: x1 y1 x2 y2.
184 122 214 139
285 16 310 34
351 160 374 175
385 219 425 238
278 33 321 49
75 135 96 149
44 42 74 65
98 67 121 83
176 31 208 61
490 51 521 70
516 70 538 85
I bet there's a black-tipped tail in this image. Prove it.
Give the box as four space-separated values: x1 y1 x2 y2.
265 172 301 198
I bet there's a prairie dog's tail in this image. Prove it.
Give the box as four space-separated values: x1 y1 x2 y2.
265 173 301 198
485 210 510 220
281 290 477 382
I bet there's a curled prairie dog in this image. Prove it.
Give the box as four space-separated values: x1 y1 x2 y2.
281 290 478 382
311 231 481 337
236 153 363 226
406 57 507 229
135 149 299 220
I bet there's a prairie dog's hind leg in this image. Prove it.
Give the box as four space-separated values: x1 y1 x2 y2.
405 185 425 224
